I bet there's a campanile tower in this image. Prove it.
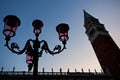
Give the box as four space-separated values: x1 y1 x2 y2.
84 10 120 80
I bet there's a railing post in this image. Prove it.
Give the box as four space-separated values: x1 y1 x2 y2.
75 68 77 72
12 67 15 75
23 71 25 75
94 69 97 74
88 69 91 73
81 68 84 73
13 67 15 72
51 68 54 75
67 68 70 73
60 68 62 75
42 67 45 75
100 69 104 74
1 67 4 72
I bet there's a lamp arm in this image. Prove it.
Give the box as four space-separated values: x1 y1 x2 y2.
5 39 33 55
40 40 66 55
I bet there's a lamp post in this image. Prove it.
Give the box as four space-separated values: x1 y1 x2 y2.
2 15 69 80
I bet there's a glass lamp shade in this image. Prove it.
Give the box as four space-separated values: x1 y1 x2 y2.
3 15 21 37
32 19 43 35
56 23 69 42
26 54 33 64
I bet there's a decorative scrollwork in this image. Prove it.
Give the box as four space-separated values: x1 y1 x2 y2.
39 40 66 56
11 43 19 50
5 39 33 55
53 45 61 51
5 36 66 56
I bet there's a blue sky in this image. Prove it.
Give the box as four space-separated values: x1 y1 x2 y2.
0 0 120 72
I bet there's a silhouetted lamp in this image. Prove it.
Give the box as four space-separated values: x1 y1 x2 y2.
26 53 33 64
56 23 69 44
32 19 43 36
2 15 70 80
3 15 20 40
26 53 33 71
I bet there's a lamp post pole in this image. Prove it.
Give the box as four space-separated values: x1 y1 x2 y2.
2 15 69 80
33 35 39 80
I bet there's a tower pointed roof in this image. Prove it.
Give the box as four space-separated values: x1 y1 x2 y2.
83 10 98 29
83 10 94 20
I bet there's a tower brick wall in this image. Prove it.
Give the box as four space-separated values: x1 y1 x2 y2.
84 10 120 80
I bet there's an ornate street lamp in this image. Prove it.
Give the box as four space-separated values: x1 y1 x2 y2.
3 15 20 40
2 15 69 80
56 23 69 44
32 19 43 36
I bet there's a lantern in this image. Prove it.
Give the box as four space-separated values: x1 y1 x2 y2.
26 45 33 65
26 54 33 64
56 23 69 42
26 52 33 71
3 15 21 38
32 19 43 35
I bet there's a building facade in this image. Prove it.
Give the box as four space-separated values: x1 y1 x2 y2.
0 70 112 80
84 10 120 80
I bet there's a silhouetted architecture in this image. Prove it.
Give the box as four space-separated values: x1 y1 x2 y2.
0 68 112 80
1 11 118 80
84 10 120 80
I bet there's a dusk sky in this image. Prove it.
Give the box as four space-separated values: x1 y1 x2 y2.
0 0 120 72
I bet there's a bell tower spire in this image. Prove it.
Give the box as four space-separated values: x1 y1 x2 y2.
84 10 120 80
83 10 96 29
83 10 109 42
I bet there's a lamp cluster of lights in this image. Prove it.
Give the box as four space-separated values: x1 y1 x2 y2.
3 15 69 72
